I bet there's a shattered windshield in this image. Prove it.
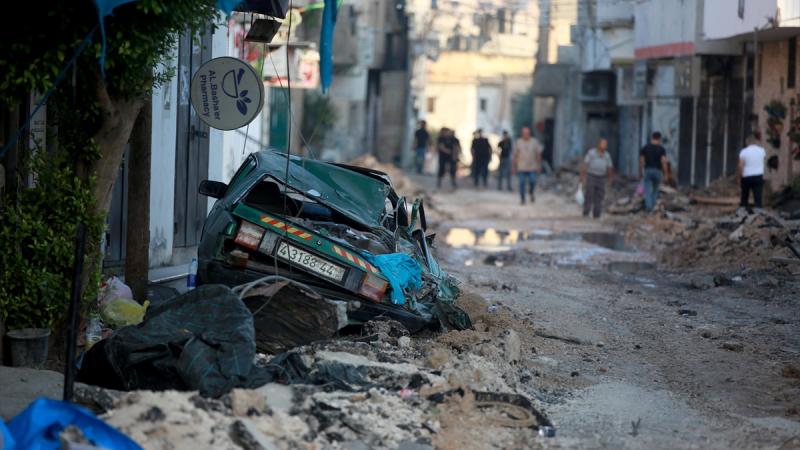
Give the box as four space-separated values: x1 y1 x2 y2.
253 151 392 229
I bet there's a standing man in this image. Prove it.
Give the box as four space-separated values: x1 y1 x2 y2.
738 134 766 212
512 127 543 204
580 137 614 218
413 120 430 175
471 129 492 188
497 130 513 191
437 128 459 189
639 131 670 212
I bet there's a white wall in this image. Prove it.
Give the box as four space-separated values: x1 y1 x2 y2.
149 49 179 267
703 0 778 40
635 0 697 49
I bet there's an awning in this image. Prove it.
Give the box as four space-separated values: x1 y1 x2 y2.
531 64 573 96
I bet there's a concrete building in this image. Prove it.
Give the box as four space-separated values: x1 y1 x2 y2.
702 0 800 190
407 0 539 166
321 0 410 163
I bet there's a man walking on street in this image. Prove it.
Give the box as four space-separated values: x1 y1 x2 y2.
471 129 492 188
497 130 513 191
512 127 542 204
413 120 430 175
580 137 614 218
437 128 459 189
639 131 669 212
738 134 766 212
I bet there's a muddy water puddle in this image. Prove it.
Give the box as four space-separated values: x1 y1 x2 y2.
443 227 655 272
445 227 631 252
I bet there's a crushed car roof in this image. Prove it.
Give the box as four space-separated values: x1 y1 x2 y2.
253 151 392 229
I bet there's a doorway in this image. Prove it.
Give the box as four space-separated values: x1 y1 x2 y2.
173 28 212 249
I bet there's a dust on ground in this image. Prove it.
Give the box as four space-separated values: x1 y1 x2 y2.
82 168 800 449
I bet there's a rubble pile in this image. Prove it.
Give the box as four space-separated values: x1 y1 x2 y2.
93 294 551 450
625 209 800 271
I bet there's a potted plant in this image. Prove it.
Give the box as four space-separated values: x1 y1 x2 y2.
0 151 103 368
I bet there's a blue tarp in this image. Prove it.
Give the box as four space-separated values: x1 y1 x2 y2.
0 398 141 450
320 0 339 93
367 253 423 305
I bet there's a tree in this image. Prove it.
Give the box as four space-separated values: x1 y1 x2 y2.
0 1 219 328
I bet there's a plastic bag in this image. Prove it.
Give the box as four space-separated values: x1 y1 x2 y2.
574 183 584 206
101 298 149 328
635 182 644 196
98 276 133 305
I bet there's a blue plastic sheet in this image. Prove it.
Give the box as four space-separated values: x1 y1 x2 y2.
367 253 422 305
0 398 141 450
320 0 339 93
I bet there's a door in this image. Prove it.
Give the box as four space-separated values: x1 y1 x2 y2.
269 87 289 151
542 118 554 167
174 27 212 248
103 146 129 268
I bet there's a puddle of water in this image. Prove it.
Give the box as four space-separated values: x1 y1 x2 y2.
445 227 631 252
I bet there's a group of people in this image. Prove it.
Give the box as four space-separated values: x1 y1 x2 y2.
414 120 768 217
413 122 544 204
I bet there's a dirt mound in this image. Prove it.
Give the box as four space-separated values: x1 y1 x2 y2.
349 154 417 195
625 209 799 271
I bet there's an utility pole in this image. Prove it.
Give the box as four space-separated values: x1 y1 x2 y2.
124 97 152 301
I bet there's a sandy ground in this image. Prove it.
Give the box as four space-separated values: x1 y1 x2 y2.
420 175 800 449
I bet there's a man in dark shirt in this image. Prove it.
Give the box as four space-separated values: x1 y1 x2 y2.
437 127 459 189
413 120 430 174
497 130 513 191
639 131 670 212
470 129 492 188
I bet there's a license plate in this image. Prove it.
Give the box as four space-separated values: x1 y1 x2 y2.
276 242 346 281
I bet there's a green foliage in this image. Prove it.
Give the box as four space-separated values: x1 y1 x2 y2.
301 91 340 147
0 151 104 330
0 1 221 329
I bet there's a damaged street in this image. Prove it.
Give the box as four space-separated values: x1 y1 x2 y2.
2 1 800 449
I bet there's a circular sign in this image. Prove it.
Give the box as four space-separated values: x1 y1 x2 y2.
190 56 264 131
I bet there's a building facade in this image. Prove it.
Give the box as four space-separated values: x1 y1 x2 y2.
408 0 539 167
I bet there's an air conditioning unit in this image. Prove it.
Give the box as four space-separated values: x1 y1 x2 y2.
579 72 614 103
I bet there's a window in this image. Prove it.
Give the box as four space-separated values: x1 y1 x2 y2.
789 37 797 89
738 0 745 19
479 98 487 112
427 97 436 113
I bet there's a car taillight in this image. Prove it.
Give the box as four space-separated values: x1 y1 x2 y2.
359 273 389 302
234 221 265 250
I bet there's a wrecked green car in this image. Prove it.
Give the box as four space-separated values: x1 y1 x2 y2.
197 151 469 332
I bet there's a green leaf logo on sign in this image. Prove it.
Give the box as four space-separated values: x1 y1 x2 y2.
190 57 265 131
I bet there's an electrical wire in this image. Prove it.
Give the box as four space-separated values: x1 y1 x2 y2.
280 0 294 278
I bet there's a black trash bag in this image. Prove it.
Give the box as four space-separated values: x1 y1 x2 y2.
78 285 275 397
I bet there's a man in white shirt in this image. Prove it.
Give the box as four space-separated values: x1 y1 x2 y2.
737 134 766 210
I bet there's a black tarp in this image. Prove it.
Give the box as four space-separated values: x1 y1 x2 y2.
77 285 273 397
